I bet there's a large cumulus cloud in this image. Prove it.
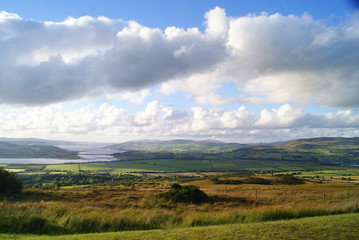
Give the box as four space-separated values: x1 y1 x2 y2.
162 10 359 108
0 8 227 105
0 7 359 107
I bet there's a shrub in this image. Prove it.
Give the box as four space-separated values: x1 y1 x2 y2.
160 184 207 204
274 175 305 185
244 177 272 185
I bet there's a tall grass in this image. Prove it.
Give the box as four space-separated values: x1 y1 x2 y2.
0 200 358 234
1 180 359 235
183 202 359 227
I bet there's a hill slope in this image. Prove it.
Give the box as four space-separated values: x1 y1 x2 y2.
221 137 359 165
111 137 359 168
0 141 79 159
0 137 74 146
281 137 359 149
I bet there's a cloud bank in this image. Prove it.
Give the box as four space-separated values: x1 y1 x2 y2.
0 8 358 107
1 102 358 143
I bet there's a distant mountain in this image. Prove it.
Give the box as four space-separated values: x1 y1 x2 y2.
250 140 291 146
0 141 79 159
106 139 247 153
109 137 359 167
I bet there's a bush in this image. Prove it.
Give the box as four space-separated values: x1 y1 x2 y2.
244 177 272 185
274 175 305 185
0 167 23 194
160 184 207 204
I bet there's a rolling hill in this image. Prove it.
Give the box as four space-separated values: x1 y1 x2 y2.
219 137 359 165
0 141 79 159
0 137 74 146
109 137 359 168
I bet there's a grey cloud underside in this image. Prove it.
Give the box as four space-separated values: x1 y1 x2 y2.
0 9 359 107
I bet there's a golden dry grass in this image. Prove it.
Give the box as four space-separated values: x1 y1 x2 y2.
1 176 359 235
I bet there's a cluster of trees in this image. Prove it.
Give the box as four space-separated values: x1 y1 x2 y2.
18 172 141 188
211 175 304 185
0 167 23 194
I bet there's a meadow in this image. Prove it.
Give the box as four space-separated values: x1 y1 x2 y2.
0 173 359 239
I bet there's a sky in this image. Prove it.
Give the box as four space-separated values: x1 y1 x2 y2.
0 0 358 143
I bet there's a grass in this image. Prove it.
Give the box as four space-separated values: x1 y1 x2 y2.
1 171 359 238
1 213 358 239
60 185 91 189
270 169 359 183
44 162 177 173
0 178 359 235
44 164 80 172
5 164 45 171
299 169 359 177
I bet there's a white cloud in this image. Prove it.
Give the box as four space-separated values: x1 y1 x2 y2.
119 89 152 105
0 8 358 108
225 11 359 107
0 8 227 106
134 100 162 125
255 104 308 128
1 103 359 143
162 10 359 107
205 6 229 38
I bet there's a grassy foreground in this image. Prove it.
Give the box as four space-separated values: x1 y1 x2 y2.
1 213 358 240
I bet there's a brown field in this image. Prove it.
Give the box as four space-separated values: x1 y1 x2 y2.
1 175 359 236
10 176 359 212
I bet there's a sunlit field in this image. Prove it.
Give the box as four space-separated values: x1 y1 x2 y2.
1 173 358 238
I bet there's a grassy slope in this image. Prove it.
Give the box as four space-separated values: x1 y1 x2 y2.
2 213 358 240
280 137 359 162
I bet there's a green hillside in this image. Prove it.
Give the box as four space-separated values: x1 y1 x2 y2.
112 137 359 169
0 142 79 159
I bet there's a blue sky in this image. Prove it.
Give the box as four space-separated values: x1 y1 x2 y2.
0 0 358 143
2 0 356 26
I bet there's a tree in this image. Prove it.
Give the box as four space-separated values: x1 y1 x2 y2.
0 167 23 194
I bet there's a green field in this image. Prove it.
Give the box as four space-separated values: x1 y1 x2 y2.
44 164 80 172
3 159 351 175
1 213 358 240
43 161 180 173
299 169 359 177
